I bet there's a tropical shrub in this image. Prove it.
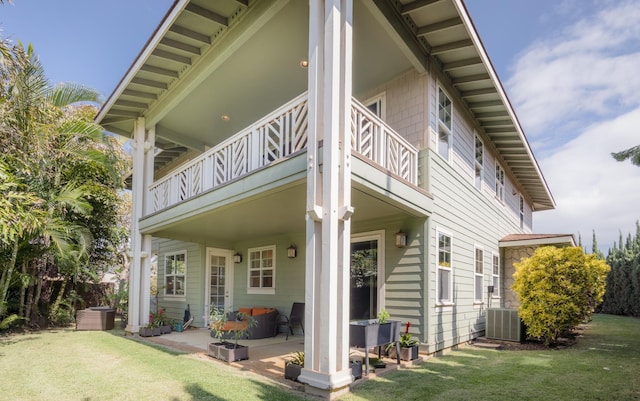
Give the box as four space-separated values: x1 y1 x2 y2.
513 246 610 345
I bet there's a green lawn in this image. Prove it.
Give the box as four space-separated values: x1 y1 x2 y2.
0 325 304 401
1 314 638 401
342 314 640 401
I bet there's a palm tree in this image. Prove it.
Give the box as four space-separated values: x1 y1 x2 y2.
0 40 124 326
612 145 640 167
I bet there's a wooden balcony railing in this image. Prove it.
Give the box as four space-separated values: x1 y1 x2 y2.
148 93 417 213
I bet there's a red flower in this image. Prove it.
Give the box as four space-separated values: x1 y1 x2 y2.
405 321 411 334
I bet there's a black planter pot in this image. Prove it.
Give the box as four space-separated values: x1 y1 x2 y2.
284 363 303 381
351 361 363 380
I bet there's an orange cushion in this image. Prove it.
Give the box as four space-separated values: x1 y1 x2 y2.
252 307 272 316
221 321 248 331
238 307 252 316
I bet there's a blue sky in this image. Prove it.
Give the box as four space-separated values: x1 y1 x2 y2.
2 0 638 252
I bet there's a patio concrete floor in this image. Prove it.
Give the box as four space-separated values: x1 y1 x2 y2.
140 327 423 393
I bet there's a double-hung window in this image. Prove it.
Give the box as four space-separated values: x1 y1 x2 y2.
495 163 505 202
474 246 484 303
165 251 186 296
492 253 500 298
475 135 484 190
248 246 275 294
437 231 453 304
437 88 452 161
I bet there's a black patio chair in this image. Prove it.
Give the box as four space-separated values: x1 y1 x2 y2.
280 302 305 340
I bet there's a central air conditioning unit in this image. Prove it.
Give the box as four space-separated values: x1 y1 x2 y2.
486 308 525 342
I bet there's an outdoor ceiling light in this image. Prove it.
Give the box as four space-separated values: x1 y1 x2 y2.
287 245 297 258
233 253 242 263
300 59 309 68
395 231 407 248
221 115 230 121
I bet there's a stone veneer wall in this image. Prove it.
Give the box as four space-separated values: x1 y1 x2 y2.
502 246 538 309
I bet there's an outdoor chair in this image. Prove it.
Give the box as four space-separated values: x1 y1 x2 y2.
280 302 305 340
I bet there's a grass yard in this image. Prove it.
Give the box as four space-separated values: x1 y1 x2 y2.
1 314 638 401
341 314 640 401
0 325 305 401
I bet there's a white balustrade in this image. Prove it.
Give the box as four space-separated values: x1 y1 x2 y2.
351 99 417 183
148 93 417 214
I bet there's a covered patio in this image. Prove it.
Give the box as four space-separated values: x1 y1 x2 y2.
139 328 421 390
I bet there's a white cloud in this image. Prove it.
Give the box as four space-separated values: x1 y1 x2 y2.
507 0 640 252
535 108 640 252
507 0 640 148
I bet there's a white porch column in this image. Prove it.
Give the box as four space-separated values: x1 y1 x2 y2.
140 126 155 322
300 0 353 396
127 117 146 333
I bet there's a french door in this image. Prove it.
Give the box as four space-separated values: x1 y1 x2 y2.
205 248 234 324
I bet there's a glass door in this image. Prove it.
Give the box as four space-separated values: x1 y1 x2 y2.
206 249 233 323
350 234 382 320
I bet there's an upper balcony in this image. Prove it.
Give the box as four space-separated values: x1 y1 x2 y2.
148 93 418 215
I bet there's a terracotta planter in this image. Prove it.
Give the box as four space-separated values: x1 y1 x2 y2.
208 342 249 362
388 345 419 361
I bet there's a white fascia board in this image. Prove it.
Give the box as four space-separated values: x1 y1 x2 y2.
499 235 577 248
452 0 555 209
95 0 190 125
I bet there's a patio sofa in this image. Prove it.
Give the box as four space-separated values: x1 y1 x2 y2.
211 307 279 340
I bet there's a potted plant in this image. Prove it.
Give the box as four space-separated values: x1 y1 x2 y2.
148 310 163 336
154 308 172 334
284 351 304 381
349 309 401 374
208 308 257 362
386 321 419 361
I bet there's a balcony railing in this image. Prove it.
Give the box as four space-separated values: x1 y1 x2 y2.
351 100 417 184
148 93 417 213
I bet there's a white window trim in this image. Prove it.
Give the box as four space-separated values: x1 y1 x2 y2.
247 245 276 295
436 228 454 306
474 134 484 191
492 252 500 299
495 163 505 203
363 92 386 120
437 86 452 161
164 250 187 299
474 245 484 305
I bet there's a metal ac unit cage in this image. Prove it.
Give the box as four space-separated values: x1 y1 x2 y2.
486 308 525 342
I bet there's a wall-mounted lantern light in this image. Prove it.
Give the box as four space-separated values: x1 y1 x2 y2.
395 231 407 248
233 253 242 263
287 245 297 259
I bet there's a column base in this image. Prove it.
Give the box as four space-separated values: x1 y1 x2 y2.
299 368 353 400
304 384 351 401
126 324 139 334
